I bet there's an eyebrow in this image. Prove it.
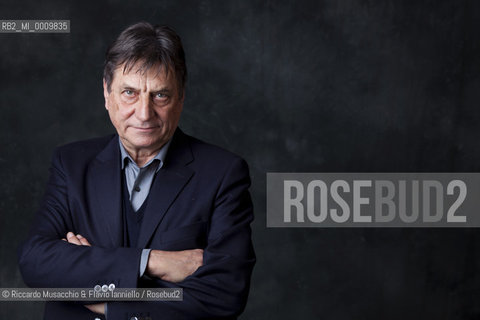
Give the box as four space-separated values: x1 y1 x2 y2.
152 88 172 95
120 83 172 94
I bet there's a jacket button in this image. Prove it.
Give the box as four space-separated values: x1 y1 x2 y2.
94 285 101 292
101 284 108 292
130 317 139 320
108 283 115 291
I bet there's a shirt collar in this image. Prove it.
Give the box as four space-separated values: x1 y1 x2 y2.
119 137 172 171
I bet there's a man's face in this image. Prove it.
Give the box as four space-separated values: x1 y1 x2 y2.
103 63 184 156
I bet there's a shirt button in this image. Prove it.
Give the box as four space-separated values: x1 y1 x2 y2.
134 186 141 192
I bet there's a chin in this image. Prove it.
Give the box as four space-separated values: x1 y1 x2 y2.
131 137 162 149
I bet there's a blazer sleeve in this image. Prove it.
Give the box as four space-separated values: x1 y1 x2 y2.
107 157 256 319
17 147 143 289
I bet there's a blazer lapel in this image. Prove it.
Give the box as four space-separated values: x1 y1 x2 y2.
88 136 124 247
136 129 194 248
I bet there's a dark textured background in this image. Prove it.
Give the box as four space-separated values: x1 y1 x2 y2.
1 0 480 319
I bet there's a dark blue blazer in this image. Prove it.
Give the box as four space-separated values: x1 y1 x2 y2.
18 129 256 320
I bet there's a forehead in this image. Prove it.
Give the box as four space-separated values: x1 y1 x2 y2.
112 62 176 89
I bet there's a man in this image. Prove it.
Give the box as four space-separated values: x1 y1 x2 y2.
18 22 255 320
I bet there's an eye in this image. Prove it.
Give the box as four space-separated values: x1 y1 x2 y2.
155 92 168 99
120 89 138 103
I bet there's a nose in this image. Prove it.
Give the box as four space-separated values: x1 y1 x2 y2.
135 94 154 121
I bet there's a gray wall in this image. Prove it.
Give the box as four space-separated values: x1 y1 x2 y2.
1 0 480 319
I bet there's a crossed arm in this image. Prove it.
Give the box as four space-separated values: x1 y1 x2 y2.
62 232 204 315
19 148 255 318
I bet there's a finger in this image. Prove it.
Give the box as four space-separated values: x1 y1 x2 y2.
66 232 82 245
84 303 105 315
84 304 97 313
61 238 67 241
76 234 91 246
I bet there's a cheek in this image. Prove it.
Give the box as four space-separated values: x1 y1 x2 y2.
163 105 182 122
114 104 135 121
120 107 134 119
109 105 134 129
172 108 183 124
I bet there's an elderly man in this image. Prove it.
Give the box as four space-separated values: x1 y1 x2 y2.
18 22 255 320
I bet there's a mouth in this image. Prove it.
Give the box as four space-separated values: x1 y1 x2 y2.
132 126 159 133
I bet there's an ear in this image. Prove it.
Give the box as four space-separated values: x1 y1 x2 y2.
103 79 110 110
179 89 186 105
177 90 185 113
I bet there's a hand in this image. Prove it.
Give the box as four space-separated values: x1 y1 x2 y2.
146 249 204 283
62 232 100 313
62 232 91 246
85 303 105 315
